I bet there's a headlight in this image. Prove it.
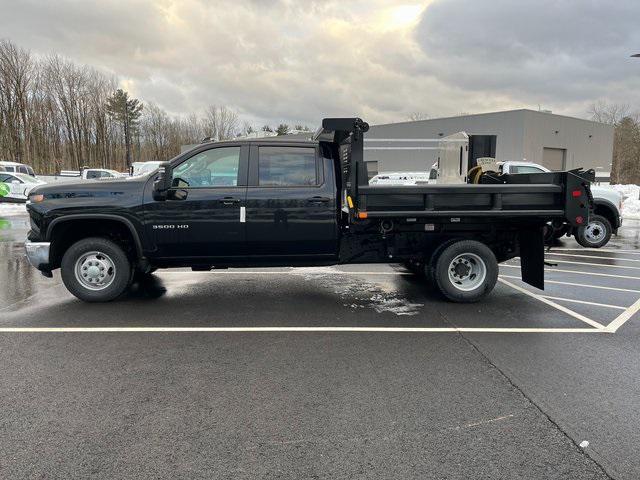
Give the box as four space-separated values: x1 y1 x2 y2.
29 193 44 203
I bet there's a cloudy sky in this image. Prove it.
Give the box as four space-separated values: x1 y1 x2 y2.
1 0 639 127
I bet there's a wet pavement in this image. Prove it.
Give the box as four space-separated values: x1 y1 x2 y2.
1 206 640 479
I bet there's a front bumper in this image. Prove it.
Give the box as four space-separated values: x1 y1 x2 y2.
25 240 51 270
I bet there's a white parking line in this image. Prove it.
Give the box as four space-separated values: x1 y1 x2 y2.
606 296 640 332
551 247 640 255
540 295 627 310
498 278 605 329
546 252 640 263
501 264 640 281
499 275 640 294
539 259 640 271
0 326 607 333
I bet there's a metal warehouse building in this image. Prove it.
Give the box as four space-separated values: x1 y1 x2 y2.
363 109 614 178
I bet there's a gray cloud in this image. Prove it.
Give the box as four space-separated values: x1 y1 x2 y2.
0 0 638 127
416 0 640 111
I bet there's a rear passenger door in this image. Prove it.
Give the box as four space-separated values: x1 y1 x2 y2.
245 144 337 258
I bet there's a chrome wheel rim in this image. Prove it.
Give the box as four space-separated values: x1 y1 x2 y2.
585 220 606 243
74 251 116 291
447 253 487 291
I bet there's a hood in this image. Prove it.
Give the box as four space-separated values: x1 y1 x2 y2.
27 175 151 218
31 175 148 199
590 185 623 205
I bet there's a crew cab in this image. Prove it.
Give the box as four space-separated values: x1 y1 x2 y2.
24 118 593 303
499 161 622 247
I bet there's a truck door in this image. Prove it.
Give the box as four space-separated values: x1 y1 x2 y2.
245 144 337 258
145 145 248 258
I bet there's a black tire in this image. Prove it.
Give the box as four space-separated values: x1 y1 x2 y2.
575 214 612 248
425 238 461 284
61 237 132 302
433 240 498 303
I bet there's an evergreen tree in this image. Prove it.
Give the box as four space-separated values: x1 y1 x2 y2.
106 89 143 167
276 123 290 136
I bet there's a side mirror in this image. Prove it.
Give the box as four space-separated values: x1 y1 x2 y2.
152 162 172 201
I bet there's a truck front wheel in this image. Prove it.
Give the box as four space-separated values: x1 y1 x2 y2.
434 240 498 303
61 237 132 302
575 214 612 248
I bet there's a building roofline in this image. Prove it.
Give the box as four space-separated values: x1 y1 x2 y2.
372 109 611 128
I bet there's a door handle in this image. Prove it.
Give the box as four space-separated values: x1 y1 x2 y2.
307 196 330 203
219 197 241 205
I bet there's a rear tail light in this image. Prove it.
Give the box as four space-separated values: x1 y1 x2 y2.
575 216 584 225
572 189 582 197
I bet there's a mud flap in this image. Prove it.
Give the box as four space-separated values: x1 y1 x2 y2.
519 226 545 290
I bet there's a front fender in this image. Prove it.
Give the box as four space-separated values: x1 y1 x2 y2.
46 213 145 258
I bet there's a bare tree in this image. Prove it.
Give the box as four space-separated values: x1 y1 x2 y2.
0 39 257 173
0 39 35 165
588 100 632 126
204 105 239 141
141 102 172 161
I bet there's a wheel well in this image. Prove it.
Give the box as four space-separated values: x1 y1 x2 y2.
593 203 616 229
48 219 138 269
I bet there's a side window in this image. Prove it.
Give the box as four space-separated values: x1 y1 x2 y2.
173 146 240 188
5 175 21 183
27 166 35 176
5 166 15 172
18 165 28 174
258 147 317 186
86 170 100 179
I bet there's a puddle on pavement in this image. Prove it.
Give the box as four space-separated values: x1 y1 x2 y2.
292 267 424 316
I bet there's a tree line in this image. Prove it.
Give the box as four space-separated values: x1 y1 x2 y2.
0 39 309 174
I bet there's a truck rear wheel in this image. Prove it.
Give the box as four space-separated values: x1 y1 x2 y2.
575 214 612 248
434 240 498 303
61 237 132 302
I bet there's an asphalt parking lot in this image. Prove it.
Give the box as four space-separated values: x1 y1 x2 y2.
2 208 640 479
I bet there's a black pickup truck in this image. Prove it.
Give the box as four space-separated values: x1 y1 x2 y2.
25 118 593 303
